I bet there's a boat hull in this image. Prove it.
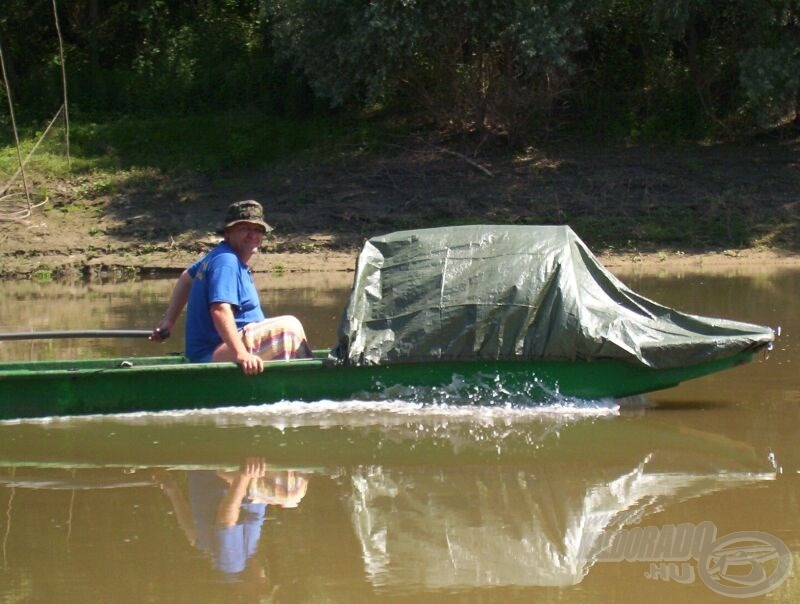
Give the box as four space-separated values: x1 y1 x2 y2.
0 350 758 420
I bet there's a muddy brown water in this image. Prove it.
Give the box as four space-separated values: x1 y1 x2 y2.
0 268 798 602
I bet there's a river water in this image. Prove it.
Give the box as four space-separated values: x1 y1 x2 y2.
0 267 797 602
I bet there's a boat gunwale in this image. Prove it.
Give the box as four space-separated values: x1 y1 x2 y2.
0 349 758 379
0 355 328 376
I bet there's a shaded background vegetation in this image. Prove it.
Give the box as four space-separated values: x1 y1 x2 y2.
1 0 798 142
0 0 797 265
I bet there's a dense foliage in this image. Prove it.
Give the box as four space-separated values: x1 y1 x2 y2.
0 0 315 121
270 0 588 138
1 0 798 141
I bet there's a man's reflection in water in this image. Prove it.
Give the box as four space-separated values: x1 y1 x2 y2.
156 457 308 587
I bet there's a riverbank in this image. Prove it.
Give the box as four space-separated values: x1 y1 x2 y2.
1 141 797 280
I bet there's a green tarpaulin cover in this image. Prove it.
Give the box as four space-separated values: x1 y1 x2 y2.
333 225 774 369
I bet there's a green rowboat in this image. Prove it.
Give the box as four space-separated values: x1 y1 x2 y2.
0 347 764 420
0 225 776 420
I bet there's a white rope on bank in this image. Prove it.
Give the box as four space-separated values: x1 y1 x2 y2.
0 192 49 222
0 105 65 199
0 106 62 221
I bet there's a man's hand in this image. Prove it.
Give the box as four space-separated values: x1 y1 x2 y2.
149 320 171 342
236 352 264 375
237 351 264 375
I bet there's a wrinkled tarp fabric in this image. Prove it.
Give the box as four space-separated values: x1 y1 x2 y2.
333 225 774 369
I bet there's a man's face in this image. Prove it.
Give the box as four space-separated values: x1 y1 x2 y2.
225 222 266 261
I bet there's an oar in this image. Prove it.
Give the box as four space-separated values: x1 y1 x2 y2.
0 329 169 341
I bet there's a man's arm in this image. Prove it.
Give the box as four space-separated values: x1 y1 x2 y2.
209 302 264 374
150 269 193 341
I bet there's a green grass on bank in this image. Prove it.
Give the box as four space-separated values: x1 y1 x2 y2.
0 111 387 178
1 112 797 254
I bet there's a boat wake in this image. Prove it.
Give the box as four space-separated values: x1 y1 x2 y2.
2 372 621 427
188 397 617 424
6 397 618 430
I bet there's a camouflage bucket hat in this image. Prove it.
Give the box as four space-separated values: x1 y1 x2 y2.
222 200 272 233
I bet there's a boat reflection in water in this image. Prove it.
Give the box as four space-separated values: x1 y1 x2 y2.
344 456 776 590
0 405 782 598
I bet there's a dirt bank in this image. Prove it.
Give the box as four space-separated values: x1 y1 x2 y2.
1 141 798 279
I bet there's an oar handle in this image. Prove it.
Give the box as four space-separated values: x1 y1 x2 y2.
0 329 166 341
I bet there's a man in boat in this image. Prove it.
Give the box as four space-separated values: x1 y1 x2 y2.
150 199 312 374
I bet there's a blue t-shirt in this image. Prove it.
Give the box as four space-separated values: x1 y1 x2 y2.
185 242 266 361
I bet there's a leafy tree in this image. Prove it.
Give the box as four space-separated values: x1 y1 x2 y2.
0 0 316 120
643 0 799 131
2 0 797 141
269 0 591 137
566 0 798 140
733 0 800 128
